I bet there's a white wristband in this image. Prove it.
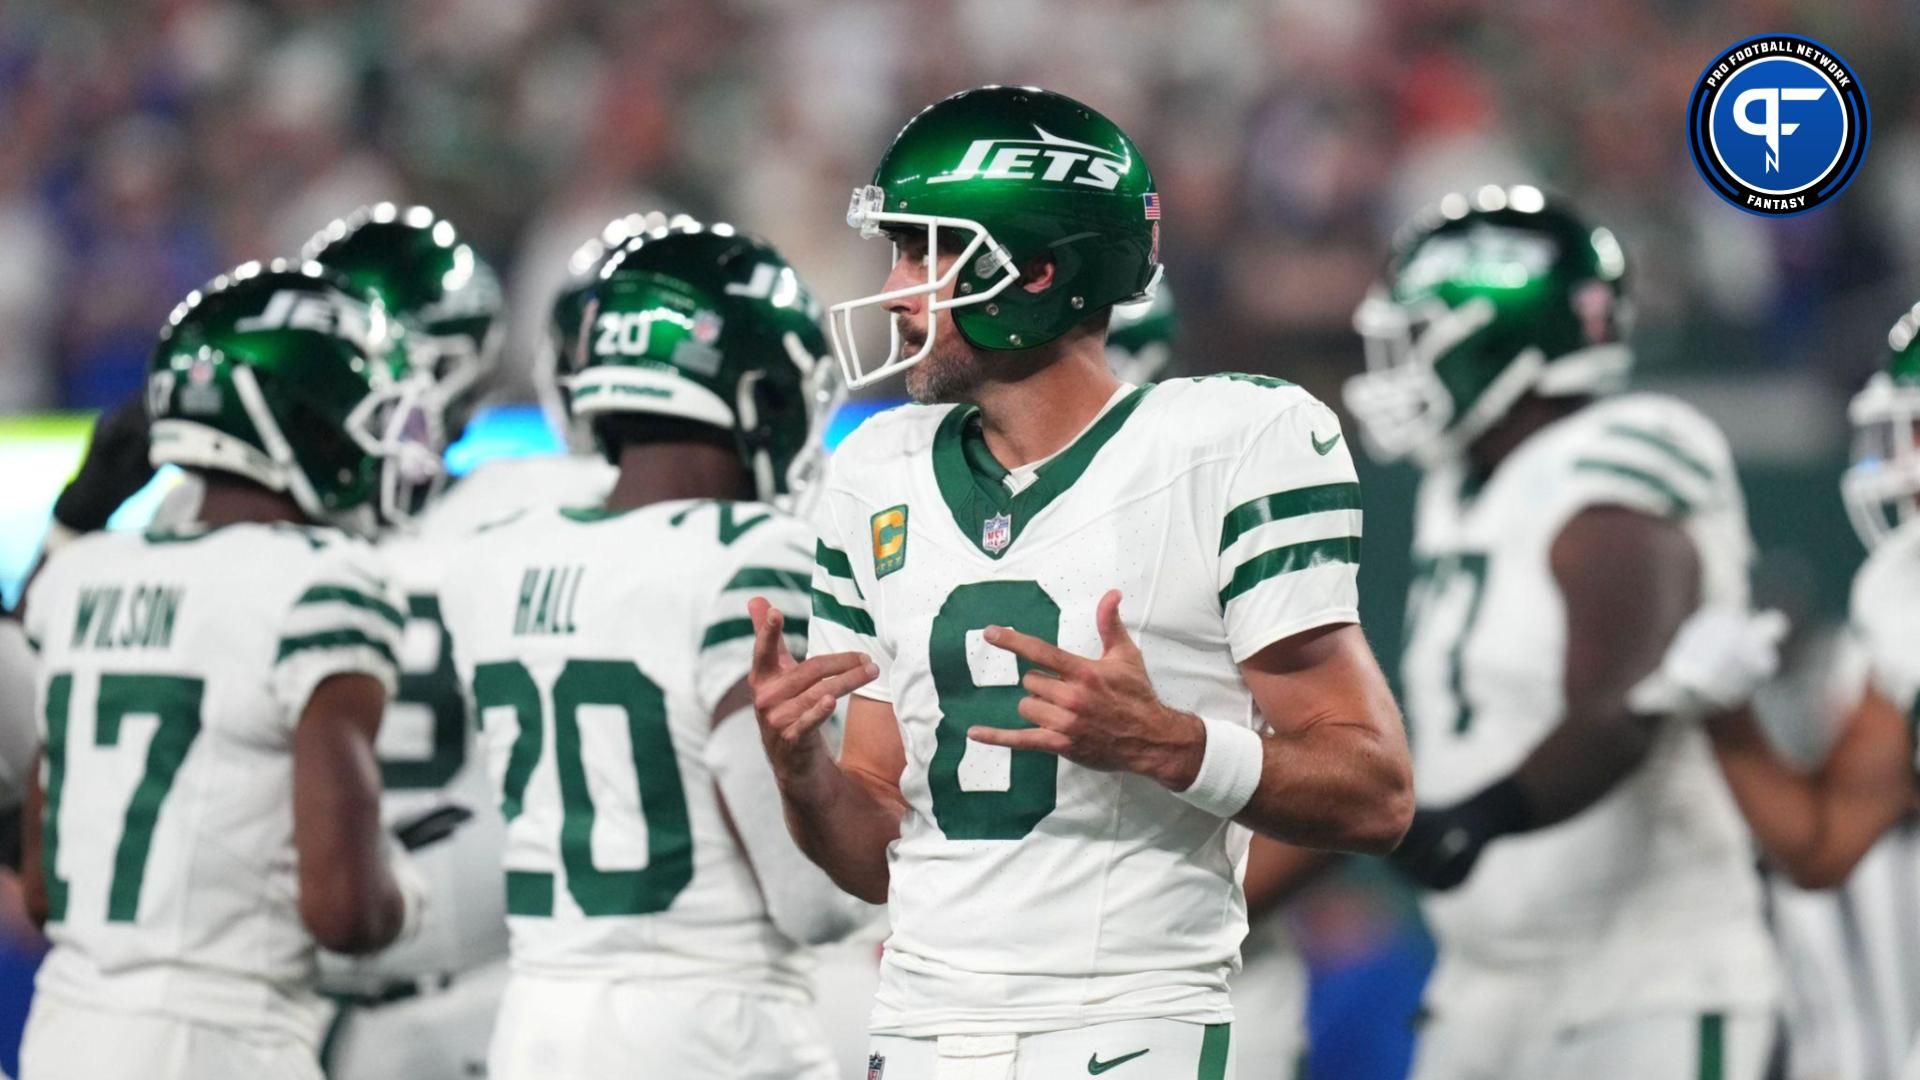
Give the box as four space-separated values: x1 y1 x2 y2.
1172 718 1264 818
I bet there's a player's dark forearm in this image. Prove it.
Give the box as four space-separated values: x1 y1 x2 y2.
292 723 407 953
1706 708 1877 889
774 750 899 904
1510 709 1657 829
1237 719 1412 854
20 763 47 930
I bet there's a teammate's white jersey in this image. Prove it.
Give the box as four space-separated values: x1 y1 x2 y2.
1403 393 1776 1023
1852 516 1920 727
807 376 1364 1036
335 453 613 987
21 523 402 1041
440 498 816 996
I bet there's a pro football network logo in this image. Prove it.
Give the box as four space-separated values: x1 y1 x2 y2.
1687 34 1868 216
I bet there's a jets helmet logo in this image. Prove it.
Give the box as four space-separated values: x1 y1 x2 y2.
928 125 1129 191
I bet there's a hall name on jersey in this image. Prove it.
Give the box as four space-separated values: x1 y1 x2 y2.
514 564 584 637
69 583 182 650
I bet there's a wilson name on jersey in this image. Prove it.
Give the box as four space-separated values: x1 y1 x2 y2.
340 453 614 986
22 523 401 1040
807 377 1363 1036
440 498 814 996
1402 393 1775 1022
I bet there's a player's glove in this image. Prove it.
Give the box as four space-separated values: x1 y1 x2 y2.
1388 777 1534 892
49 395 155 543
391 803 474 852
1628 607 1789 718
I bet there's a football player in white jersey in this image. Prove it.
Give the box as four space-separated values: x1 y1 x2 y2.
16 261 431 1079
744 85 1413 1080
1643 301 1920 1078
1340 185 1778 1080
299 205 570 1080
439 221 871 1080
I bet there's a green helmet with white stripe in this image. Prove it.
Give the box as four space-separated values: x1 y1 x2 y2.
571 220 832 502
1346 185 1631 466
147 260 438 535
1844 303 1920 548
829 84 1162 389
302 203 504 442
539 211 678 450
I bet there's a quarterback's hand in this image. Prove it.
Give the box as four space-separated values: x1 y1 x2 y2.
747 596 879 775
52 394 155 537
1628 607 1789 718
971 590 1205 789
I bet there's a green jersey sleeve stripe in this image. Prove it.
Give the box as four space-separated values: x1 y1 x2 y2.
724 567 811 593
815 539 862 586
700 616 811 650
1603 424 1716 482
1219 536 1360 606
275 628 398 669
295 586 404 628
1220 481 1363 552
1572 458 1694 516
23 634 40 655
811 588 876 636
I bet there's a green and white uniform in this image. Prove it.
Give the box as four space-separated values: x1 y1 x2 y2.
439 498 837 1080
809 376 1362 1075
1401 394 1778 1080
1846 520 1920 1080
19 523 401 1080
322 453 612 1080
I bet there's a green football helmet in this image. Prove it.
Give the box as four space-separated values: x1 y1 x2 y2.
830 84 1162 388
539 211 679 451
571 220 834 502
1105 282 1178 384
147 260 437 535
1345 185 1631 466
301 203 504 440
1843 303 1920 548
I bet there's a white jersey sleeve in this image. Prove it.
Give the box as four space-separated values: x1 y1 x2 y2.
269 538 404 714
807 456 896 702
694 513 816 715
1213 392 1363 661
1850 520 1920 714
1555 397 1743 524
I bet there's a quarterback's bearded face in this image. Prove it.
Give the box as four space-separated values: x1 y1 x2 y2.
884 231 982 404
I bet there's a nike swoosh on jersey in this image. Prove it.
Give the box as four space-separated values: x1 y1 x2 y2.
1088 1048 1151 1074
1311 431 1342 455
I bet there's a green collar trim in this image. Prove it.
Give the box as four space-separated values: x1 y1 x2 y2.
558 505 628 523
931 385 1150 558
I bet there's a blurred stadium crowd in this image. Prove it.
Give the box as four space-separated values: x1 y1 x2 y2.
0 0 1915 416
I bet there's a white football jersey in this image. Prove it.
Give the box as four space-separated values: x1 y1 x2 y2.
1403 393 1776 1022
334 453 613 986
1851 516 1920 726
21 523 402 1041
439 498 816 997
807 376 1363 1036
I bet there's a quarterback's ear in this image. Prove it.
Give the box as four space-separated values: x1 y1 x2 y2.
1019 255 1058 294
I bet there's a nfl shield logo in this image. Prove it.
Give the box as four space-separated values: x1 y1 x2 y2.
982 512 1013 553
866 1053 886 1080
